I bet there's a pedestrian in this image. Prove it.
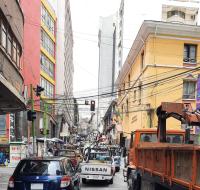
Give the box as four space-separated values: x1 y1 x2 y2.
123 146 126 157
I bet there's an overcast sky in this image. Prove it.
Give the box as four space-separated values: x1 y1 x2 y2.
70 0 200 118
71 0 120 97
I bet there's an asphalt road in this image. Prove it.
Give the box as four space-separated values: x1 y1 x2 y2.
81 168 127 190
0 166 127 190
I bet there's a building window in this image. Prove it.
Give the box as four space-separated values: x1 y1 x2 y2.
7 32 12 56
118 88 121 97
126 99 129 114
41 29 55 57
134 90 136 101
191 15 196 20
128 74 131 87
41 4 55 35
121 105 124 120
40 77 54 98
183 44 197 63
167 10 185 19
1 22 6 49
183 81 196 99
0 16 21 69
16 47 20 68
141 51 144 70
12 40 17 63
40 54 54 78
138 85 142 105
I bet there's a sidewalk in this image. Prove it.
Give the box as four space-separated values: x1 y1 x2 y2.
0 167 15 190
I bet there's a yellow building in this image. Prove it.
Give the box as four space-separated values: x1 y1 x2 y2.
116 20 200 139
40 0 56 102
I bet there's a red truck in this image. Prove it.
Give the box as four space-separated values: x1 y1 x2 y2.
124 102 200 190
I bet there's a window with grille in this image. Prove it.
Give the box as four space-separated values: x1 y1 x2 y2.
183 81 196 99
183 44 197 63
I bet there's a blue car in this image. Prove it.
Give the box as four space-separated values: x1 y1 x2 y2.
7 157 80 190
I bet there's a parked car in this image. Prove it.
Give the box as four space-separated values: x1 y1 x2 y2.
7 157 80 190
58 149 82 168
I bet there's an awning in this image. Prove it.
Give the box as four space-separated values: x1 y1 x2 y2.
116 124 123 132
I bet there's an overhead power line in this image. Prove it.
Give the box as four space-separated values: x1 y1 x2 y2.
36 66 200 102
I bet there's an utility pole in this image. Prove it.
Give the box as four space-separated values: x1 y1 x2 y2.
43 102 48 156
97 30 101 130
30 84 35 156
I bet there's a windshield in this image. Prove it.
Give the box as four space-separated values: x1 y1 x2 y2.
166 134 183 143
140 133 157 142
14 160 61 176
140 133 183 143
89 152 112 162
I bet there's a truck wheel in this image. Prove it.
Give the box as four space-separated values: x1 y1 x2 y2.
127 175 133 190
128 171 140 190
82 178 87 184
110 178 113 184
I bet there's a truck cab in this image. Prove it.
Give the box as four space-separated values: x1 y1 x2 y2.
124 128 185 189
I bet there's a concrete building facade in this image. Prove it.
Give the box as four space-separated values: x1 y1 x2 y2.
46 0 74 139
98 14 118 131
116 20 200 146
18 0 57 143
0 0 25 160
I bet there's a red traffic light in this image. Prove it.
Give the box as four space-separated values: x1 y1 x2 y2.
90 100 95 111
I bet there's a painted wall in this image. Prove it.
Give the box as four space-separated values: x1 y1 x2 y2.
118 33 200 136
20 0 41 97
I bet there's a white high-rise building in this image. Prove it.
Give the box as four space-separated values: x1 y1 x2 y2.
48 0 74 138
98 14 118 131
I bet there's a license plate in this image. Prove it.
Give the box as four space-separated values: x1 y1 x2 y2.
31 183 43 190
93 175 99 179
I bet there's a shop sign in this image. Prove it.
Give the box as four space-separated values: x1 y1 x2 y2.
0 115 6 136
9 114 15 142
0 136 8 143
10 144 26 167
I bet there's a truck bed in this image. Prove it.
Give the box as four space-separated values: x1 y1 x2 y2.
135 142 200 189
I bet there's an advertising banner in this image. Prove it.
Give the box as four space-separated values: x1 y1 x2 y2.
0 115 6 136
9 143 26 167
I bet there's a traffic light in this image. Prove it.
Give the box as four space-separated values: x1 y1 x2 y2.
40 128 44 135
90 100 95 111
39 128 49 135
27 110 36 121
35 85 44 96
